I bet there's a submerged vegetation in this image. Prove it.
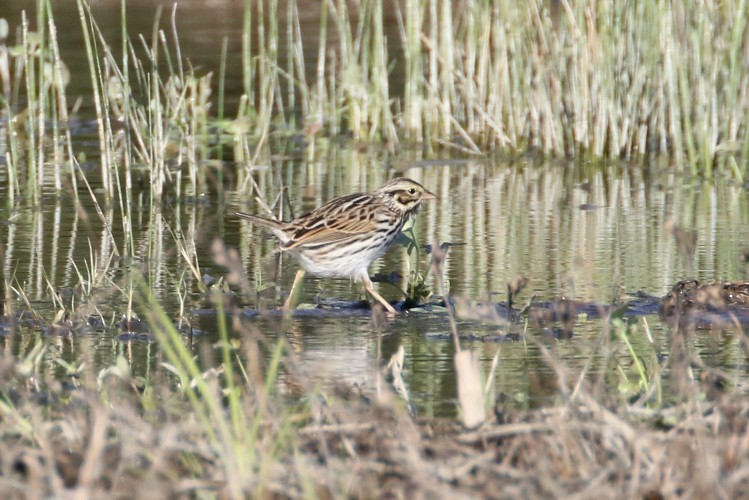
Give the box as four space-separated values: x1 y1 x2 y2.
1 0 749 496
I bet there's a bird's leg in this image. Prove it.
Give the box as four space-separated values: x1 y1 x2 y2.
361 274 396 314
283 269 306 312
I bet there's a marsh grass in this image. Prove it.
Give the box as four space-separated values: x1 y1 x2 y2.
273 0 749 175
2 0 748 217
0 3 68 204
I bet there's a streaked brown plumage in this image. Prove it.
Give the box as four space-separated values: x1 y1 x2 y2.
234 177 435 313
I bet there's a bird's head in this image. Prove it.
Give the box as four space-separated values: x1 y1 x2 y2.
376 177 436 215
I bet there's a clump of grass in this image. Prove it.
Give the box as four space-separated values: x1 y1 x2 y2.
75 0 218 203
0 0 75 204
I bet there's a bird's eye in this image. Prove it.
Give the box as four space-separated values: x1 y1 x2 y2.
408 188 416 195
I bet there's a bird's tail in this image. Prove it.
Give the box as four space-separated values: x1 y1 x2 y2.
232 211 285 231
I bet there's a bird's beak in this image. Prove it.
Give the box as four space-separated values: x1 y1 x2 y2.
422 189 436 201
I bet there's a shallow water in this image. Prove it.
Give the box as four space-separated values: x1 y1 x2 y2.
1 1 749 417
3 153 749 415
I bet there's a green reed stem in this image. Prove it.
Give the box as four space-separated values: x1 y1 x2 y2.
77 0 117 200
119 0 134 256
242 0 253 102
34 0 46 198
21 11 38 204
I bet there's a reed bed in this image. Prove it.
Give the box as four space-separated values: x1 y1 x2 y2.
265 0 749 175
1 0 748 211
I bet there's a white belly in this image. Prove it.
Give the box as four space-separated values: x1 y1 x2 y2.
291 242 392 281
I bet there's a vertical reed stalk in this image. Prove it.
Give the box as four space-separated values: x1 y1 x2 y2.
242 0 253 103
118 0 134 256
76 0 114 201
21 11 38 203
34 1 46 198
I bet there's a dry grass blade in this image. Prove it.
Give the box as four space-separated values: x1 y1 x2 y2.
454 350 484 429
430 241 485 428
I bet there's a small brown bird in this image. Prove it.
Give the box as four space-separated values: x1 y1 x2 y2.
234 177 435 313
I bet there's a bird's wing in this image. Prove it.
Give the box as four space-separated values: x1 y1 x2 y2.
283 196 378 249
